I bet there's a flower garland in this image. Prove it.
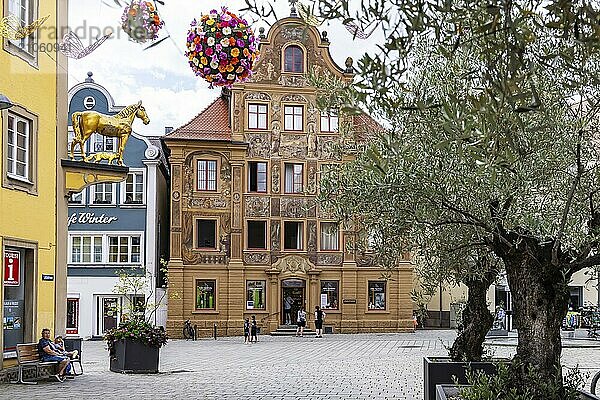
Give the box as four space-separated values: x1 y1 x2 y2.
186 7 259 87
121 0 164 43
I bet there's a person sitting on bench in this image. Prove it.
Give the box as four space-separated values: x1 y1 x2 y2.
38 328 72 381
54 335 79 359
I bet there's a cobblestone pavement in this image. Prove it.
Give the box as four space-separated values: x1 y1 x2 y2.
1 330 599 400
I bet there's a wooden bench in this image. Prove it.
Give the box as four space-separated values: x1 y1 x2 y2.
13 343 59 384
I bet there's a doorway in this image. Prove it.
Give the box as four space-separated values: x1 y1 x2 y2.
281 279 305 325
96 296 121 335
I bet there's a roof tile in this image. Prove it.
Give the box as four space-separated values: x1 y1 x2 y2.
165 96 231 141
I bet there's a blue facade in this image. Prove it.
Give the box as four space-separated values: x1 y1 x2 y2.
66 74 170 337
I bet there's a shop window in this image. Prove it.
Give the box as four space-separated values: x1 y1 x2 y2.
248 103 268 130
284 45 304 73
284 221 303 250
284 163 303 193
196 280 216 309
66 298 79 335
320 281 339 310
248 161 267 192
284 105 303 131
320 111 339 133
247 221 267 249
108 235 141 264
320 222 339 251
246 281 266 309
197 219 217 249
122 171 144 204
368 281 386 310
197 160 217 191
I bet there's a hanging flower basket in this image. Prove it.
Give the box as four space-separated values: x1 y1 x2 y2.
186 7 259 88
121 0 164 43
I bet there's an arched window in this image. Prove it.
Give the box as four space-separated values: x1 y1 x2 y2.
284 45 304 73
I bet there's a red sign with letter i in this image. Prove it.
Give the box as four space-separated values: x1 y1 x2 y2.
4 250 20 286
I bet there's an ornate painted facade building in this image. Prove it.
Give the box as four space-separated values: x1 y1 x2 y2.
163 16 414 337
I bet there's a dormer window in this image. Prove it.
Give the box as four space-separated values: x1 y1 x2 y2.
284 45 304 73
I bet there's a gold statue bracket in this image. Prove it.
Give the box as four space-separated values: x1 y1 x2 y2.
61 159 129 197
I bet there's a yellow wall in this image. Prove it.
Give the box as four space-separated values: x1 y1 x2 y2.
0 0 59 367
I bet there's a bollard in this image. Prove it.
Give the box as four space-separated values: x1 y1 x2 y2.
193 324 197 341
214 323 217 340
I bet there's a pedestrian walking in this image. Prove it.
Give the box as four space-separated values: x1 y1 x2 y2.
284 295 294 325
296 306 307 337
314 305 325 338
250 315 258 343
243 318 250 343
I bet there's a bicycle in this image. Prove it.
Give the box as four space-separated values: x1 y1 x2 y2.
592 370 600 395
183 319 195 340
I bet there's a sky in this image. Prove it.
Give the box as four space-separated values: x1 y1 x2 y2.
66 0 383 136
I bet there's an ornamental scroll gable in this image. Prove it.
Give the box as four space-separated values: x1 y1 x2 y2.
270 254 317 276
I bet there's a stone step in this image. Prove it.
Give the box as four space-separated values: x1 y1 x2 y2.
270 325 317 336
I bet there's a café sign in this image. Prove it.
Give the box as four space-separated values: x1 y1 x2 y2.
68 212 118 227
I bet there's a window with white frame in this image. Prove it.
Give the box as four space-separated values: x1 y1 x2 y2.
320 111 339 132
320 222 339 251
7 0 35 54
68 190 85 205
91 133 116 153
248 161 267 193
91 183 115 204
122 172 144 204
108 235 141 263
284 221 303 250
284 105 303 131
248 103 268 130
6 112 31 181
70 235 103 263
284 163 303 193
197 160 217 191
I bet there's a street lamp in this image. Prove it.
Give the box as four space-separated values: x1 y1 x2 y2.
0 93 14 110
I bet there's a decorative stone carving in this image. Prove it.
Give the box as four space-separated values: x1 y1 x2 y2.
233 93 242 133
144 145 160 159
307 220 317 252
271 197 280 217
272 101 281 122
271 121 281 156
244 252 270 265
188 197 228 209
183 164 194 195
279 75 307 87
357 254 375 267
281 27 305 40
172 191 180 200
244 92 272 101
319 137 342 160
307 123 318 158
271 220 281 251
266 59 276 80
280 198 315 218
306 165 317 195
281 94 307 103
280 134 307 158
317 253 343 265
272 254 317 274
247 133 271 159
272 164 280 193
307 104 318 123
245 196 270 217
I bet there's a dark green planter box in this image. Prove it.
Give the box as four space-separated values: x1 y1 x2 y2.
109 338 160 374
436 384 600 400
424 357 509 400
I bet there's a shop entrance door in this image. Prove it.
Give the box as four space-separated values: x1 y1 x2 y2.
281 279 305 325
102 297 119 333
3 249 25 359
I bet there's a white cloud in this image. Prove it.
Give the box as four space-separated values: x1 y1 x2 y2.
67 0 383 136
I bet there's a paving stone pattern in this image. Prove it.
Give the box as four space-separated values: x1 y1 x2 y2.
1 330 599 400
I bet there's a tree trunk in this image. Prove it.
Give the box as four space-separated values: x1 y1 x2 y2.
502 248 570 398
449 277 494 361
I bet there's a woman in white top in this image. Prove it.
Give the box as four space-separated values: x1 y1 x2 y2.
296 306 307 337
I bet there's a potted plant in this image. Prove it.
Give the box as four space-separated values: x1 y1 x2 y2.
104 265 168 373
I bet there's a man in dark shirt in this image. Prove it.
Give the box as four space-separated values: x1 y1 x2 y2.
38 328 72 381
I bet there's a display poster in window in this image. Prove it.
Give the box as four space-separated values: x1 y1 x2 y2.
321 294 328 308
4 250 20 286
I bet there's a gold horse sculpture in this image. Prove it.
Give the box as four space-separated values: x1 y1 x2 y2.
70 100 150 166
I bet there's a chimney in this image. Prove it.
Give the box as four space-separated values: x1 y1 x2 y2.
164 126 173 134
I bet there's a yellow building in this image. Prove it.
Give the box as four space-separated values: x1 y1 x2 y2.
0 0 69 372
